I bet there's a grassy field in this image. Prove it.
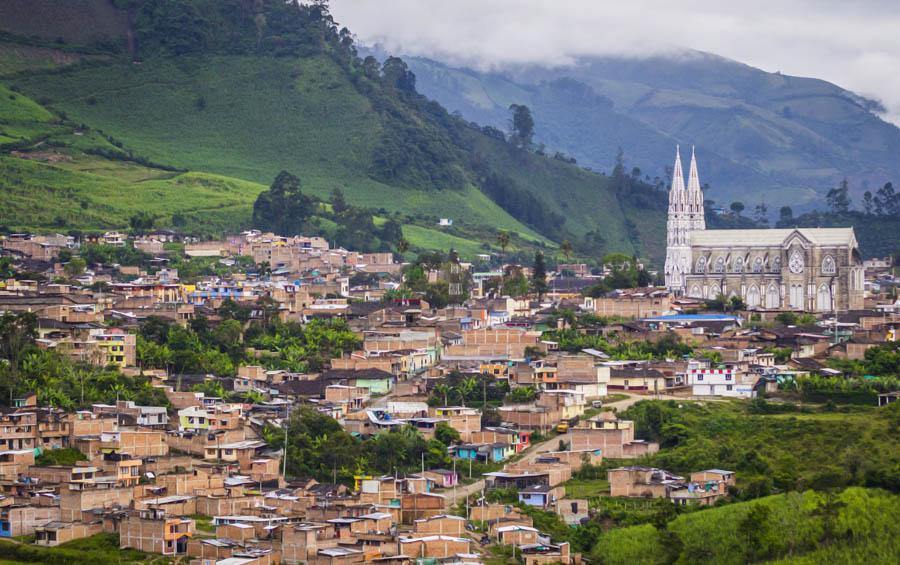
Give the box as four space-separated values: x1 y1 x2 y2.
0 155 264 234
564 478 610 498
593 487 900 565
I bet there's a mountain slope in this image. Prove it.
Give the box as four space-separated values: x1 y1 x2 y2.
0 0 669 261
401 51 900 210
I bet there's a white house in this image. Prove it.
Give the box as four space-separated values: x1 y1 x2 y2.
687 368 754 398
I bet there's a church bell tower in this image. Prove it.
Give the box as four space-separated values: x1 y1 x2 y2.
664 146 705 294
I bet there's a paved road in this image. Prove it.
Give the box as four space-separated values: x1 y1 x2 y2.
442 392 646 509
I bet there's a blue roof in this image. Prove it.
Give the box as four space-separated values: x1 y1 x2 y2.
642 314 740 322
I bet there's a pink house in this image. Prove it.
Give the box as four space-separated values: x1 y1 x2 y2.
419 469 459 489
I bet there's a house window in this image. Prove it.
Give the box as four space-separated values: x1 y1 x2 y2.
697 375 703 381
726 385 733 391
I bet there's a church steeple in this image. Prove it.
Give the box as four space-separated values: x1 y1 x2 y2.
686 145 706 230
665 144 704 296
672 144 686 197
687 146 701 196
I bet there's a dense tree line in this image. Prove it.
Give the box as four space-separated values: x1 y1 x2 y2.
0 312 168 409
138 310 360 376
480 172 565 239
252 173 402 252
259 406 452 482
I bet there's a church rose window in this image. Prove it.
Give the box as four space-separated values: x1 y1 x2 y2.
714 257 726 273
822 255 836 275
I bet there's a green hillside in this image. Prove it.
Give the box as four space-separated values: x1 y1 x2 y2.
0 0 667 261
594 487 900 564
403 51 900 211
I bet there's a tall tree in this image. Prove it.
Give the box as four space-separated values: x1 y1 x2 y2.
862 191 875 215
508 104 535 149
531 251 548 298
874 182 898 216
730 201 745 216
330 187 348 214
0 312 37 404
381 56 416 93
825 179 851 214
252 171 314 236
779 205 794 226
496 230 511 255
753 203 769 226
560 240 574 261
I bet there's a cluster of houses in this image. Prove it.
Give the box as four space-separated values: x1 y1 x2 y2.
0 230 897 562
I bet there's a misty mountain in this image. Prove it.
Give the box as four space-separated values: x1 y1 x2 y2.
392 49 900 212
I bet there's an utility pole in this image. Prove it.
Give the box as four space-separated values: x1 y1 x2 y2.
282 403 290 479
452 457 457 511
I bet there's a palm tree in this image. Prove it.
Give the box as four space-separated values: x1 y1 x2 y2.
433 383 450 406
397 238 410 257
496 230 511 255
457 377 477 407
560 240 573 261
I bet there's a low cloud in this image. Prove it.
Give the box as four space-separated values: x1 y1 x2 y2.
330 0 900 124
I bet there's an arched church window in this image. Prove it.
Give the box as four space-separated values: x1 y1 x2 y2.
789 284 804 309
746 285 760 308
752 257 764 273
816 284 832 311
822 255 836 275
695 256 707 273
690 285 702 298
733 256 744 273
772 256 782 272
766 285 779 308
714 256 726 273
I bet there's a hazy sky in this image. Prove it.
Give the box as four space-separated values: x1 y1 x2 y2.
330 0 900 124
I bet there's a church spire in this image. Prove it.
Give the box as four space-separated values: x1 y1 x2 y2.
672 144 686 195
687 145 701 196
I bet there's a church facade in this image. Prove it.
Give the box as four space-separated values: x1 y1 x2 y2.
664 147 865 312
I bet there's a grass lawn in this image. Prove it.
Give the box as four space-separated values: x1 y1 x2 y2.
564 478 610 498
189 514 215 533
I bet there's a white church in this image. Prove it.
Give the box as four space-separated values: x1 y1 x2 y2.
663 146 865 312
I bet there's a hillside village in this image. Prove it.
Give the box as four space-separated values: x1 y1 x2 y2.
0 228 897 564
